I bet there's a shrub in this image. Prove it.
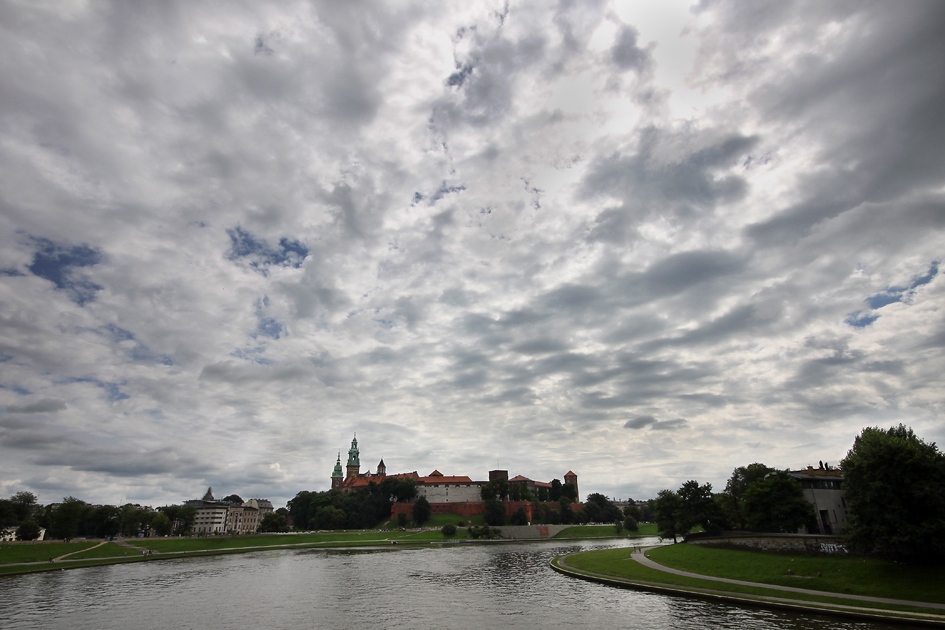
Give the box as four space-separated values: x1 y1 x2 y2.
442 524 457 537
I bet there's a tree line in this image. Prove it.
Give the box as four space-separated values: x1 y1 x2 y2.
0 493 290 540
649 424 945 564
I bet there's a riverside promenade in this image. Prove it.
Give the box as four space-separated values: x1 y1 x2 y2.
552 546 945 627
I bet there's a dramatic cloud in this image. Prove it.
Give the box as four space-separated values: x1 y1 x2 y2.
0 0 943 507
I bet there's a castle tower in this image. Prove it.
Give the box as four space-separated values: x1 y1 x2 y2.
377 458 386 477
331 453 344 489
564 471 579 501
346 434 361 479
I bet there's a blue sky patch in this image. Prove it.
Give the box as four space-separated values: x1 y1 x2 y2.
845 311 880 328
226 226 308 273
847 261 939 327
27 237 103 305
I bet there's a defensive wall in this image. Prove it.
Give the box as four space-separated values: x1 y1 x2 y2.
390 500 583 522
685 531 849 555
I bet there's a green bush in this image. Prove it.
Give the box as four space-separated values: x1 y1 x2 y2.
441 524 457 537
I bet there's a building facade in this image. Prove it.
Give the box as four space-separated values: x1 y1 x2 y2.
789 466 848 535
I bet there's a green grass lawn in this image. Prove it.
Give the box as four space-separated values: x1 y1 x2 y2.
556 547 944 617
0 541 100 564
554 522 658 538
648 543 945 604
68 543 142 560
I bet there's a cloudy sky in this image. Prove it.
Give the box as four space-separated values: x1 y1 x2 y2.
1 0 943 509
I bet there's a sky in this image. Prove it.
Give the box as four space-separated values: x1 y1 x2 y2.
1 0 944 509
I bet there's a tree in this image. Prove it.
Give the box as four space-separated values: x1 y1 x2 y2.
0 499 15 528
412 496 431 526
510 507 528 525
742 471 815 533
484 498 505 526
723 463 775 529
583 493 622 523
222 494 243 505
50 497 86 540
10 491 38 523
151 513 173 536
397 512 409 528
259 512 288 533
441 524 457 537
17 520 41 541
841 424 945 562
654 489 682 543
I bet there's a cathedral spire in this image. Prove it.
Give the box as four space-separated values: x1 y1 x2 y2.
346 434 361 479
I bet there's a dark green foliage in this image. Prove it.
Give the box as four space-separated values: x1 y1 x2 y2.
742 471 814 533
841 424 945 563
484 498 505 526
441 524 457 537
468 525 503 539
412 496 431 526
510 507 528 525
17 520 41 541
397 512 409 528
582 493 622 524
480 479 509 502
151 513 173 536
614 520 624 534
88 505 121 538
0 499 15 528
723 463 775 528
157 504 195 535
10 491 37 523
49 497 86 540
222 494 243 505
558 497 576 524
259 512 288 532
287 479 417 531
654 489 683 542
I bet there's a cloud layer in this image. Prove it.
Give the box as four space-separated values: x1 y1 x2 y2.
1 0 943 507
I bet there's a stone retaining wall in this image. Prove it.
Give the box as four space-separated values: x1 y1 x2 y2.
492 524 571 539
686 532 848 555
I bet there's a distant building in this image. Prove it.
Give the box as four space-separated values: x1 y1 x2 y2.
331 434 580 520
187 488 274 535
789 466 848 535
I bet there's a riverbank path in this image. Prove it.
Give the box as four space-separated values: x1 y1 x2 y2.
627 546 945 611
53 540 107 561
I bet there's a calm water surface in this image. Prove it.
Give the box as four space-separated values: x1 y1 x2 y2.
0 538 900 629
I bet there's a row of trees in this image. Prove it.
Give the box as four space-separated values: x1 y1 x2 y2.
653 468 816 543
0 493 202 540
287 477 418 530
649 425 945 565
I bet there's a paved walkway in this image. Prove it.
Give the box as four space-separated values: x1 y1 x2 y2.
53 540 107 561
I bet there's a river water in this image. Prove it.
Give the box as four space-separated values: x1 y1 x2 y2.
0 538 900 629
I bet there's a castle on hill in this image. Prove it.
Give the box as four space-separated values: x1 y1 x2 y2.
330 434 579 520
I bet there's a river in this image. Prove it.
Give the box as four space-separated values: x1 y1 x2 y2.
0 538 901 629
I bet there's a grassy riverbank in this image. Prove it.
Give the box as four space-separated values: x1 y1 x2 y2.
555 544 945 621
2 523 655 576
648 543 945 604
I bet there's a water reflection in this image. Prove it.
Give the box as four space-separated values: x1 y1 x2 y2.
0 538 900 630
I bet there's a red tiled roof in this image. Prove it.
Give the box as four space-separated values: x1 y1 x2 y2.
418 475 474 484
508 475 531 482
428 470 443 476
564 471 577 477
